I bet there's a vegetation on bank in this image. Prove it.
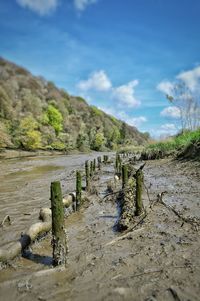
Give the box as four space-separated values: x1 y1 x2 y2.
0 57 148 152
141 129 200 160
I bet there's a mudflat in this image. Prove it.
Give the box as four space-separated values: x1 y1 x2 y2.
0 156 199 301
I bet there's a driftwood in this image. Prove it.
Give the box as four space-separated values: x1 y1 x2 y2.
0 194 73 263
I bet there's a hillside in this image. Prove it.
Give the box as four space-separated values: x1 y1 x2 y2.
0 57 148 152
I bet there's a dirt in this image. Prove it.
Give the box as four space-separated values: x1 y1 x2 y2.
0 156 200 301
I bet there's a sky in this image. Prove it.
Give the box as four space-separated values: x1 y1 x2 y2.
0 0 200 138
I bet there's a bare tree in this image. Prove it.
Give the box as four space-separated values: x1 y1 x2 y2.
166 81 200 132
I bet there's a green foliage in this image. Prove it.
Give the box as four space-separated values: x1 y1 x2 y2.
0 121 12 148
20 115 38 132
93 132 106 151
22 130 41 150
76 132 90 151
44 105 63 135
0 86 13 119
145 128 200 159
51 140 66 150
120 122 127 142
91 106 103 117
17 116 41 150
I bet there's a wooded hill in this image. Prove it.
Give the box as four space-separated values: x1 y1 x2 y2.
0 57 148 152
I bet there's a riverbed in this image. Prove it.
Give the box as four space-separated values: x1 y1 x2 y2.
0 155 200 301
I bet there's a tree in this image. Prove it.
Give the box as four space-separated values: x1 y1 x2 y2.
43 104 63 135
93 132 106 151
120 122 127 143
18 116 41 150
166 81 200 132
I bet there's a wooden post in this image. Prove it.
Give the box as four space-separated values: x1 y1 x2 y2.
85 160 90 192
103 155 108 164
118 156 122 179
115 153 121 175
135 169 144 216
93 158 96 172
51 181 67 266
76 171 82 210
90 161 93 177
122 164 128 189
115 154 119 173
97 156 101 170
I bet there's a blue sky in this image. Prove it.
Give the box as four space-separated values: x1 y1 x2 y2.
0 0 200 137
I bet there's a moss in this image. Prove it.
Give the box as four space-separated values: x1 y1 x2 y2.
50 181 67 266
135 170 144 216
76 171 82 209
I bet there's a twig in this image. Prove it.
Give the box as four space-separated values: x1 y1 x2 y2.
0 215 11 227
118 268 163 281
167 287 181 301
157 193 200 227
144 183 151 205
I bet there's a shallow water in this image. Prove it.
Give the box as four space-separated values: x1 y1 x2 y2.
0 153 110 245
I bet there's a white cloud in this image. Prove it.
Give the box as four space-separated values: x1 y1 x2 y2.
74 0 98 11
157 80 174 95
177 66 200 92
118 112 147 127
98 107 147 128
77 71 141 108
16 0 58 15
112 80 140 108
77 70 112 91
160 123 176 131
150 123 179 138
160 106 181 118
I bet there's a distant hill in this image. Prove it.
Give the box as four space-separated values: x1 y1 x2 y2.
0 57 148 151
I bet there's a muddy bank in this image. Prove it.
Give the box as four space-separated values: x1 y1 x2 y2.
0 148 88 160
0 157 200 301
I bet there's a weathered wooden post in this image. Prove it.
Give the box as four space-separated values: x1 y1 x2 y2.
90 161 93 177
122 164 128 189
103 155 108 164
115 153 119 173
76 171 82 210
135 168 144 216
97 156 102 170
85 160 90 192
93 158 96 172
118 155 122 179
115 153 121 175
51 181 67 266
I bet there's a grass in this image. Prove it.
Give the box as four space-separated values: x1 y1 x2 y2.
143 128 200 160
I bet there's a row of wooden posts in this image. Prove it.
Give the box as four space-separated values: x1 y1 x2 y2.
50 154 109 266
116 153 144 216
50 153 143 266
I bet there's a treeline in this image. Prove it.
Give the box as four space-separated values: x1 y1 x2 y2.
0 57 148 151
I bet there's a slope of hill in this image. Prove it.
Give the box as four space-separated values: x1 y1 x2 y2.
0 57 148 152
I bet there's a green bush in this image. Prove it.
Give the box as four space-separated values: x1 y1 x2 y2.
43 104 63 135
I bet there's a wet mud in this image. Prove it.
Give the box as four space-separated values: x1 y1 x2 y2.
0 156 200 301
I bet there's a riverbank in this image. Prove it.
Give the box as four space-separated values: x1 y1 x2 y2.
0 148 91 160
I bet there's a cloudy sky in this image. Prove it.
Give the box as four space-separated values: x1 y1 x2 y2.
0 0 200 137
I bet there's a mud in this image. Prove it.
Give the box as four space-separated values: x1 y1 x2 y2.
0 157 200 301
